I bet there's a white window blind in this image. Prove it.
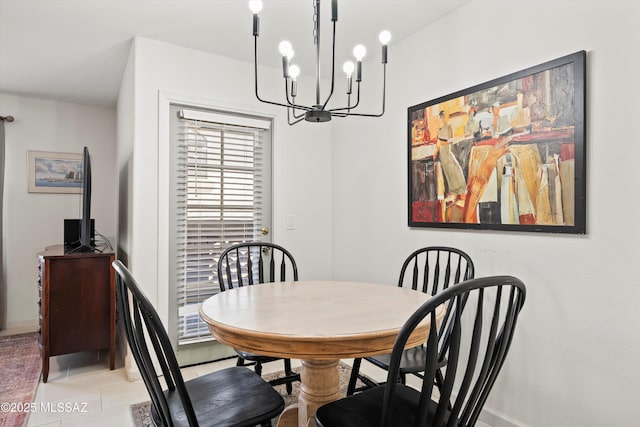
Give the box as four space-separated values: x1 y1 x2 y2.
173 107 271 345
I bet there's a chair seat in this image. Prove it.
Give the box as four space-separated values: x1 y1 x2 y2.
316 384 443 427
156 367 285 427
367 346 427 374
234 350 301 389
235 349 281 363
367 346 446 377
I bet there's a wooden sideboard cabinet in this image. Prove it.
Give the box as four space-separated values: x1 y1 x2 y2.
37 245 116 382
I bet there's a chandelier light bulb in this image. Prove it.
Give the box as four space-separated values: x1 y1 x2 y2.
378 30 391 45
342 61 355 76
353 45 367 61
279 40 294 58
248 0 263 14
289 64 300 80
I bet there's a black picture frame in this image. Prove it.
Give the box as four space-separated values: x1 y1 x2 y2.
408 50 586 234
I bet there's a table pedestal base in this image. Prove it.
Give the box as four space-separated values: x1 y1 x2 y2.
277 359 341 427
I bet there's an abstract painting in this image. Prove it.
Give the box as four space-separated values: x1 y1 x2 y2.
408 51 586 233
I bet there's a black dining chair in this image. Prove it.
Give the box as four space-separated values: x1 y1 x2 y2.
113 260 285 427
347 246 475 395
217 242 301 395
316 275 527 427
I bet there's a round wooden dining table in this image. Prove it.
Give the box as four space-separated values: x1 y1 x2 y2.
199 280 438 427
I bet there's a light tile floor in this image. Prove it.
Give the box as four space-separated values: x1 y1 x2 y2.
25 348 491 427
25 350 317 427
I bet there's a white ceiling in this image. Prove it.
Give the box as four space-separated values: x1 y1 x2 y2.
0 0 471 107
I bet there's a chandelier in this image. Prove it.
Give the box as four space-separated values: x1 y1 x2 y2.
249 0 390 125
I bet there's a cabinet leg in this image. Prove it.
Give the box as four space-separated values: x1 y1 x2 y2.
109 347 115 370
42 356 49 383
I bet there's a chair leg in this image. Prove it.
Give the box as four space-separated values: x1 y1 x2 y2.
284 359 293 395
347 358 362 396
236 356 245 367
255 361 263 376
284 358 294 376
435 368 444 390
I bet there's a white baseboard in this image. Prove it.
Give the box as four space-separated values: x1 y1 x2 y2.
115 321 142 382
480 405 529 427
124 353 142 381
0 319 38 336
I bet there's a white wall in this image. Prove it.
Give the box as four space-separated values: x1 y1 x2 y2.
0 93 117 327
331 1 640 426
116 40 136 268
117 37 333 327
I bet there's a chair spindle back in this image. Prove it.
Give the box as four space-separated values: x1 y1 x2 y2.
381 275 526 427
113 260 197 427
218 242 299 291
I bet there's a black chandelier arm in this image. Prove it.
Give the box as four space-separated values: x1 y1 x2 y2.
327 82 361 113
253 35 312 111
287 108 306 125
283 79 312 113
329 65 387 118
289 106 305 119
329 111 349 118
282 80 305 121
284 85 311 125
253 35 289 108
320 20 338 110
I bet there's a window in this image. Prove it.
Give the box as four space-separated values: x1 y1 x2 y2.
170 105 272 346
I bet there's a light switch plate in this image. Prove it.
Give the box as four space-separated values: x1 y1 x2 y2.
286 214 295 230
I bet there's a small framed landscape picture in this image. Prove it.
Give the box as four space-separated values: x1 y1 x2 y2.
27 150 83 194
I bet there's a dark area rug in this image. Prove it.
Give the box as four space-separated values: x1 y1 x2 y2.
130 361 371 426
0 332 41 427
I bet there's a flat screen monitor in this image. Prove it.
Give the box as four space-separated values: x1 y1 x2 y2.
66 146 95 253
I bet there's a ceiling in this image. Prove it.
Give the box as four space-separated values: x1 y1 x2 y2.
0 0 471 108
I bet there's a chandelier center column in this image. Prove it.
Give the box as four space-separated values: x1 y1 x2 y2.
313 0 322 107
